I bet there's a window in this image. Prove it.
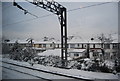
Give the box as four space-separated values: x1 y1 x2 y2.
77 44 80 47
90 44 93 48
93 44 95 48
57 44 59 48
95 44 101 48
84 45 87 48
83 44 88 48
43 44 46 48
70 44 75 48
9 44 11 46
74 53 79 56
113 43 118 49
82 44 84 48
79 44 82 48
67 44 69 48
104 44 110 49
39 44 42 48
50 44 52 47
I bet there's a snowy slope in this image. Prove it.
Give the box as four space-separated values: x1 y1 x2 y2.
37 49 61 57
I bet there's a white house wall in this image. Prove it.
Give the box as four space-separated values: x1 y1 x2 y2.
7 42 119 50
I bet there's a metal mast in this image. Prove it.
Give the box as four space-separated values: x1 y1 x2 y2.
14 0 68 66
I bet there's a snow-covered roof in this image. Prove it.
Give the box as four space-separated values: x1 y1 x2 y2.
8 35 118 44
67 36 86 43
7 39 28 43
8 39 60 44
112 40 118 43
67 36 101 43
34 40 60 44
37 49 61 57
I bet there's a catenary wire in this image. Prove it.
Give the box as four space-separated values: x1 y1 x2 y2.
3 14 53 27
3 2 112 27
67 2 111 12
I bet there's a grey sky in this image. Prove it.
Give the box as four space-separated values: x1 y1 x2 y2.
2 1 118 41
0 1 2 38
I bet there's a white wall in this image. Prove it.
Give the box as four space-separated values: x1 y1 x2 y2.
69 52 84 59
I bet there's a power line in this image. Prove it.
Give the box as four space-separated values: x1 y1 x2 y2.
3 2 112 27
3 13 53 27
67 2 111 12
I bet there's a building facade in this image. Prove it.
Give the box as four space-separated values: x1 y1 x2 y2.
6 41 120 59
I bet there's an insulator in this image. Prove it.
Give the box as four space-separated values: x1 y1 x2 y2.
24 10 28 14
13 2 17 6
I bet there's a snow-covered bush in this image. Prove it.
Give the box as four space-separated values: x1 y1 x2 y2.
67 58 116 73
33 55 61 67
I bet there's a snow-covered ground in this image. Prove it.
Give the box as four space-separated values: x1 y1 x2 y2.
38 49 61 57
1 57 119 80
2 67 39 79
0 55 2 80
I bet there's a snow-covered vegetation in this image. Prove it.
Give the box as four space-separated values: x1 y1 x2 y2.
4 46 120 74
2 36 120 74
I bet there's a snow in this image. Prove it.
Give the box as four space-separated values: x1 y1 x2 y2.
8 39 27 44
34 40 60 44
67 36 101 43
67 57 72 60
0 55 2 80
8 35 118 44
8 39 60 44
103 60 115 69
32 47 46 50
84 58 90 61
2 67 39 79
37 49 61 57
1 57 119 80
69 49 86 52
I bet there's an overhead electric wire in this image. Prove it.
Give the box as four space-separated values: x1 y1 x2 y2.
3 2 112 27
3 14 53 27
27 11 38 18
67 2 111 12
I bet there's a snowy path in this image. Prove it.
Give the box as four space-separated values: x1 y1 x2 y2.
1 57 119 81
2 62 74 80
2 67 40 79
1 61 88 81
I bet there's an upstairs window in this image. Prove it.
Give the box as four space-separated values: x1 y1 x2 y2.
43 44 46 48
70 44 75 48
74 53 79 56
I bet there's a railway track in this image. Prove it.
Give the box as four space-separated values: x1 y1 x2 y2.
1 60 93 81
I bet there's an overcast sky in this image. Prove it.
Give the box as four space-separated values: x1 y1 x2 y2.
2 1 118 41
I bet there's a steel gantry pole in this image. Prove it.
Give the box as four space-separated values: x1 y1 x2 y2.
19 0 68 67
60 7 67 66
